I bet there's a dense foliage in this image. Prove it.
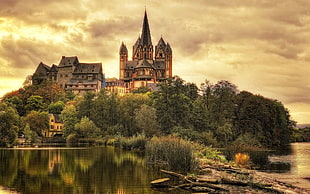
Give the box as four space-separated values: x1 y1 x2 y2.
0 77 296 147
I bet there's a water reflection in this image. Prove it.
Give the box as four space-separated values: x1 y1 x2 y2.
0 146 166 194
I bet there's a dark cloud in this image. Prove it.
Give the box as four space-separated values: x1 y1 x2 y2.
87 16 139 39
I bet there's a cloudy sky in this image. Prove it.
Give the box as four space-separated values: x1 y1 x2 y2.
0 0 310 124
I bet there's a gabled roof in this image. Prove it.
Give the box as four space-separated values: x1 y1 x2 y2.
136 59 154 69
58 56 79 67
33 62 50 75
50 114 62 123
50 64 58 72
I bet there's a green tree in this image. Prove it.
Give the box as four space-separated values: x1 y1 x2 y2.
25 95 46 112
90 91 119 133
23 111 49 137
24 124 38 143
152 76 194 133
75 117 101 138
48 101 65 114
118 94 150 136
134 104 159 137
5 96 25 116
61 105 79 137
0 102 20 146
77 91 95 119
234 91 295 147
132 86 151 94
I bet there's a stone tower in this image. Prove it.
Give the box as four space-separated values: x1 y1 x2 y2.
119 11 172 91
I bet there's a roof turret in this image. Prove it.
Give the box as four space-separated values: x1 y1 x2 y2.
120 42 128 55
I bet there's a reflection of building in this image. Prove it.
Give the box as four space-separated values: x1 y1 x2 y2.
105 78 126 95
43 114 63 138
48 150 62 173
119 11 172 91
32 56 104 95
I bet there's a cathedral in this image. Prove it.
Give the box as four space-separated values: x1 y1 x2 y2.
119 11 172 91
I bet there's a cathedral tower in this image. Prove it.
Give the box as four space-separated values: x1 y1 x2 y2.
119 11 172 91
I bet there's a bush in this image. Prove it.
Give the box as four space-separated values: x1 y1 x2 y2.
146 136 198 172
66 133 79 144
119 134 147 150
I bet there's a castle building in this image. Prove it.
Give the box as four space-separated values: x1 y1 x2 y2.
32 56 104 94
119 11 172 91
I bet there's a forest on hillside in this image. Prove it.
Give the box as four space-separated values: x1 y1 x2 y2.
0 76 296 148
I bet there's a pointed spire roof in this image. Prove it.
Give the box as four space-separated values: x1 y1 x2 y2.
120 42 128 54
140 10 152 46
157 37 166 47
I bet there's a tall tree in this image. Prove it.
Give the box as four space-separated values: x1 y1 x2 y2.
118 93 150 136
152 76 195 133
48 101 65 114
134 104 159 137
0 102 20 146
25 95 46 112
76 91 95 119
61 104 79 137
75 117 101 138
23 111 49 137
90 91 119 133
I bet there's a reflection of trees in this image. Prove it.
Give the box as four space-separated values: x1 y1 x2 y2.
0 147 162 194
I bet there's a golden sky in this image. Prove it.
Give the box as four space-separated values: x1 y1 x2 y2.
0 0 310 124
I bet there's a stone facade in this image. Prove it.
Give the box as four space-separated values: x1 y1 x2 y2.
119 11 172 92
32 56 104 94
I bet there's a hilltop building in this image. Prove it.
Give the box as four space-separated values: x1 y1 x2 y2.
105 78 126 95
119 11 172 92
32 56 104 94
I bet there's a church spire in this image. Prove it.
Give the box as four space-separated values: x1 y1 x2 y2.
141 10 152 46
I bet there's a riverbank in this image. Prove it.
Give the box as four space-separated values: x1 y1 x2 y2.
254 171 310 193
153 160 310 193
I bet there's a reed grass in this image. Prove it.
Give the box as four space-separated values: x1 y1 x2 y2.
145 136 198 172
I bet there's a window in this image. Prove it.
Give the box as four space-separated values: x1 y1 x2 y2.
50 125 54 129
51 119 54 122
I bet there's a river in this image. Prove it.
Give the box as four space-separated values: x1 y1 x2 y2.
257 142 310 189
0 143 309 193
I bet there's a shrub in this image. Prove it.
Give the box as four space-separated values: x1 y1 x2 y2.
66 133 79 144
146 136 198 172
119 134 148 150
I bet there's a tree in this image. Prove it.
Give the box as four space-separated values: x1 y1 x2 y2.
48 101 65 114
0 102 20 146
234 91 295 147
25 95 46 112
77 91 95 119
152 76 194 133
90 91 119 133
75 117 101 138
134 104 159 137
132 86 151 94
23 111 49 137
5 96 25 116
24 124 38 143
118 94 151 136
61 105 79 137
